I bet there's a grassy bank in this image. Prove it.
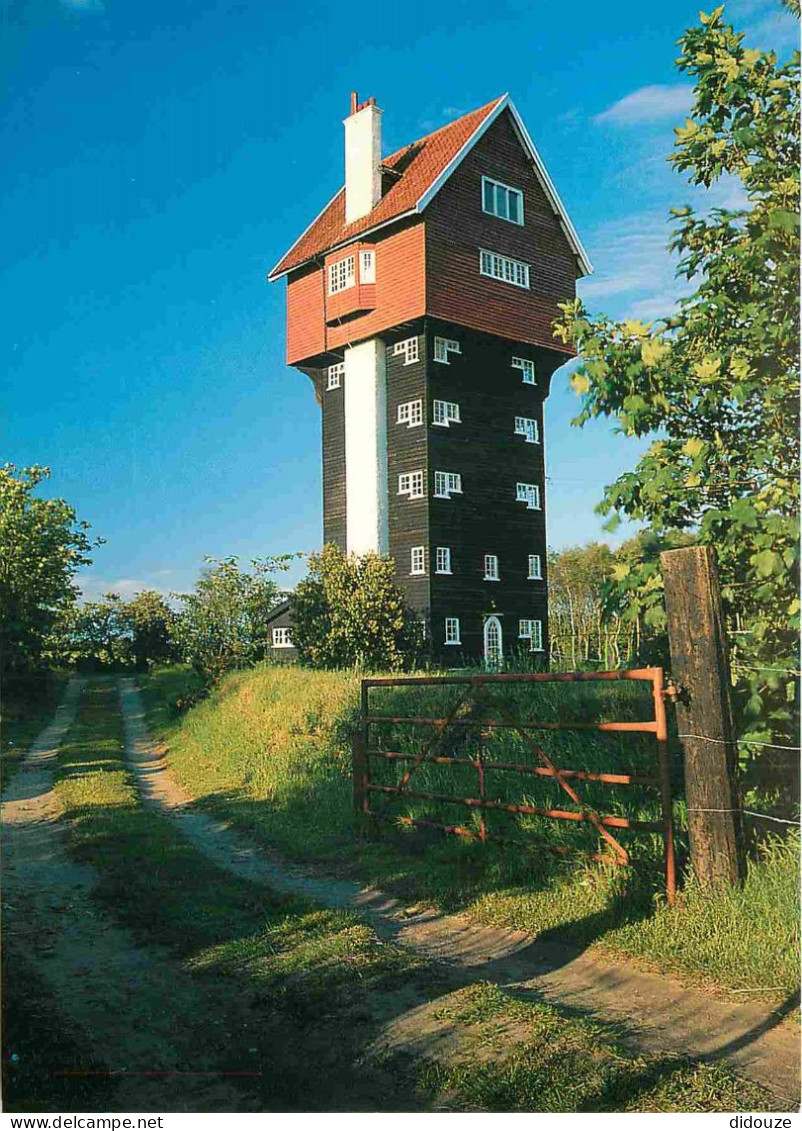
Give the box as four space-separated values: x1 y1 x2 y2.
10 676 774 1112
139 665 800 1001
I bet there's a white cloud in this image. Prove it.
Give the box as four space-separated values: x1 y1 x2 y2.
595 84 695 126
79 576 171 602
577 210 693 322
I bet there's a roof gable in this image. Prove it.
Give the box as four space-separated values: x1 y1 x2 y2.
268 95 591 280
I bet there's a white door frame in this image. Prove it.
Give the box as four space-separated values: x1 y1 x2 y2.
483 615 503 668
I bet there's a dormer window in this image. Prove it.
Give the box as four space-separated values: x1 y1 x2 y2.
328 255 356 295
482 177 524 226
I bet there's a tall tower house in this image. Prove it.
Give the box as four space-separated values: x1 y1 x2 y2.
269 93 591 663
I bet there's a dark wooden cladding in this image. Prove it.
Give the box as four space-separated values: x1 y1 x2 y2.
310 365 347 551
384 326 430 619
425 109 577 352
422 320 558 658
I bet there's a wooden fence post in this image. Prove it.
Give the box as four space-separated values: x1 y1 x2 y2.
353 679 370 818
660 545 746 889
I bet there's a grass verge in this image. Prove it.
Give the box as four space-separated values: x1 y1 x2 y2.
139 664 800 1001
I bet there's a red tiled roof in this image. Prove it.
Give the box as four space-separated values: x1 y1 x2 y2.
269 96 505 279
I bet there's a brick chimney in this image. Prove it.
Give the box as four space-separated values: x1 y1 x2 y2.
344 92 382 225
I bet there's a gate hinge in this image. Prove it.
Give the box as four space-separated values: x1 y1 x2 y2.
662 678 685 705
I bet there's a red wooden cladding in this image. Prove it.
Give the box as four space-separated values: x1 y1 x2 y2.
286 222 426 365
283 108 580 366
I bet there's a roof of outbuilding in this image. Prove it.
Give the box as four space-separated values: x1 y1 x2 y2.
268 95 592 281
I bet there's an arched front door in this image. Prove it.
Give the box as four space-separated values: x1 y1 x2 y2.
483 616 503 668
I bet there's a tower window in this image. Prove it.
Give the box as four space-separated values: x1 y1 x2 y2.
432 400 461 427
435 547 452 574
514 416 539 443
433 337 461 364
479 249 530 289
528 554 542 580
327 363 344 390
272 627 293 648
481 176 524 225
410 546 425 575
444 617 461 645
434 471 462 498
512 357 536 384
359 249 375 283
516 482 541 510
397 399 423 427
519 619 544 651
328 255 355 295
393 337 419 365
484 554 499 581
398 471 425 499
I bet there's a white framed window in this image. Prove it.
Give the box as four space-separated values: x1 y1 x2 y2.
514 416 539 443
445 617 461 645
435 547 452 574
481 176 524 225
272 627 293 648
528 554 542 580
328 255 355 295
434 471 462 499
512 356 536 385
484 554 499 581
359 249 375 283
398 470 425 499
516 482 541 510
518 619 544 651
434 336 461 364
393 337 419 366
327 362 344 390
432 399 461 427
479 249 530 289
410 546 425 575
397 399 423 428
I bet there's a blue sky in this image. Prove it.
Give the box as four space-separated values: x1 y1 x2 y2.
3 0 797 599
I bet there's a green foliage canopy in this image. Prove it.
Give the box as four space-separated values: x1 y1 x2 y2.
290 543 423 670
554 6 799 723
0 464 96 673
172 555 296 682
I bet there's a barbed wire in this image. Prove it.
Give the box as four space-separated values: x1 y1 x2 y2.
687 807 799 826
676 733 800 752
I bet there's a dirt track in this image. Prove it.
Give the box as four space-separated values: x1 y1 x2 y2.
118 677 801 1106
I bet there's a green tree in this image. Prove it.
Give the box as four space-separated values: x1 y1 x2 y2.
173 556 295 682
290 543 424 670
67 593 132 670
554 5 799 731
0 464 96 674
125 589 175 670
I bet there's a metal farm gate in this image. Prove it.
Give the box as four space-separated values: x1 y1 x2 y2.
352 668 677 904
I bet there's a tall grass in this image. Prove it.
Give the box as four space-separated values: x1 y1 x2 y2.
140 664 800 999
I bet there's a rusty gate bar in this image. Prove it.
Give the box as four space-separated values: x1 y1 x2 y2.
355 666 677 904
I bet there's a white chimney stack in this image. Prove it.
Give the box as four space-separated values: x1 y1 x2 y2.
344 92 382 225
